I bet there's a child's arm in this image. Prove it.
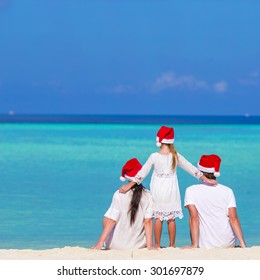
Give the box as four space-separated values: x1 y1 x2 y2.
200 174 218 185
119 154 154 193
178 153 217 184
119 181 135 193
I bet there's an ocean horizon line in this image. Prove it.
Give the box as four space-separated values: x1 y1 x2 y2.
0 113 260 124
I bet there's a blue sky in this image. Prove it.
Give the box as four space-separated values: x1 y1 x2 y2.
0 0 260 115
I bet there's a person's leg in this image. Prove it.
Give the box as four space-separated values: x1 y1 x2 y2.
154 218 163 248
167 219 176 247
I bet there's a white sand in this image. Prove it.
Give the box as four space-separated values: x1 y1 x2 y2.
0 246 259 260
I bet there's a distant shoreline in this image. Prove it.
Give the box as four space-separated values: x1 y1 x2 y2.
1 114 260 124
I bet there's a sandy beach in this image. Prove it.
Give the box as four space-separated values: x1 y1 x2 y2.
0 246 259 260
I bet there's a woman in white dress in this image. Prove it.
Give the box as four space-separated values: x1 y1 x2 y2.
120 126 217 248
91 158 154 250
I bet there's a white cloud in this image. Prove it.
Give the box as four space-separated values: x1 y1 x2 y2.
102 72 229 96
150 72 209 92
238 71 260 86
213 81 228 93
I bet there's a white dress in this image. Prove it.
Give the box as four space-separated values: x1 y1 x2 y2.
104 189 153 249
135 152 202 221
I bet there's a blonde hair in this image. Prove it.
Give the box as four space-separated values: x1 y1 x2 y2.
168 144 178 170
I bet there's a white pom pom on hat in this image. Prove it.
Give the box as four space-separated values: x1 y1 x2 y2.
120 176 126 182
197 154 221 177
156 126 174 147
119 158 142 182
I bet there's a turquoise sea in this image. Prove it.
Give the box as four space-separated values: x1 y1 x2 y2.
0 115 259 249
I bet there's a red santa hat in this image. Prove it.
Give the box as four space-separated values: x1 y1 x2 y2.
120 158 142 182
197 154 221 177
156 126 174 147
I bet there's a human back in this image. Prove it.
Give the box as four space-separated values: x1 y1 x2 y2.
91 158 153 250
185 182 236 248
184 154 246 249
106 188 153 249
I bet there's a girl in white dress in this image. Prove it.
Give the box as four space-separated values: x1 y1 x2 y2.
92 158 154 250
120 126 216 248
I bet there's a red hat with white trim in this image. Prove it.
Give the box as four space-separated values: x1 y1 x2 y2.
120 158 142 182
197 154 221 177
156 126 174 147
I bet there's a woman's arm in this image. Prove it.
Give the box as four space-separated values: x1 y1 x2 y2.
144 218 153 249
91 218 117 249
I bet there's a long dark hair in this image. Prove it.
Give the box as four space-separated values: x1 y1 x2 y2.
128 183 144 226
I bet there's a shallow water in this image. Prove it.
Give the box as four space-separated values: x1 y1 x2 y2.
0 122 259 249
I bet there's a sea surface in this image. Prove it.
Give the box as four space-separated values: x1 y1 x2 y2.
0 115 259 249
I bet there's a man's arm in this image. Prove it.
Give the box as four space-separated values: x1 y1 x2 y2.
185 204 199 248
228 207 247 248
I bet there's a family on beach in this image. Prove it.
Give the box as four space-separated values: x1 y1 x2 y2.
92 126 247 250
